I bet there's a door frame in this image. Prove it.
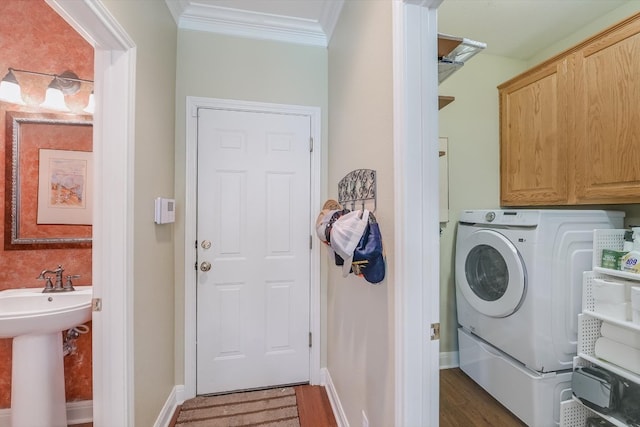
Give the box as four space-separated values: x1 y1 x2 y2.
392 1 442 426
183 97 322 399
46 1 136 425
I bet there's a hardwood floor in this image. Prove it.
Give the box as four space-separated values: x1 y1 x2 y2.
167 384 337 427
440 368 526 427
296 385 338 427
77 370 521 427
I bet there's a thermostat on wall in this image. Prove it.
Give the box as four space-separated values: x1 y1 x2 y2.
154 197 175 224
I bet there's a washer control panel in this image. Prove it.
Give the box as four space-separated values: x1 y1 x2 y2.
459 209 540 226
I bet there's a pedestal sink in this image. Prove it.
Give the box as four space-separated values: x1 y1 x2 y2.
0 286 92 427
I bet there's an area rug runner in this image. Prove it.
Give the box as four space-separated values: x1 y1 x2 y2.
175 387 300 427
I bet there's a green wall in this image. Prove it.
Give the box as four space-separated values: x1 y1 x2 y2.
438 54 527 354
327 1 395 425
174 29 329 383
100 1 177 425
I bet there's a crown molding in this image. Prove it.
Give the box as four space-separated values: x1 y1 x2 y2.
165 0 343 47
318 0 344 44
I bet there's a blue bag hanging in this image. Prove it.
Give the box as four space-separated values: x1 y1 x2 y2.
349 211 385 284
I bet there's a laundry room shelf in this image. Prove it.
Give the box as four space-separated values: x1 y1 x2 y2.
591 228 640 280
563 353 634 426
583 310 640 332
561 396 628 427
578 313 640 383
582 272 640 331
570 314 640 426
560 398 597 426
578 351 640 385
565 234 640 427
593 266 640 282
592 228 626 265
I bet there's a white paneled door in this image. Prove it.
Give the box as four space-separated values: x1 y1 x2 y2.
196 108 312 394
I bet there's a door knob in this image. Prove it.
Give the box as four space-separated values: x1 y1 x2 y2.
200 261 212 272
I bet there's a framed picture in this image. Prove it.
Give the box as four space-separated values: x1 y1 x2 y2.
4 111 93 250
37 149 92 225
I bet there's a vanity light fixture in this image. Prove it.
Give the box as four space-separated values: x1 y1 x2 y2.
0 69 26 105
0 68 93 113
83 90 95 115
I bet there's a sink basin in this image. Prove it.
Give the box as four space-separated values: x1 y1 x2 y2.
0 286 92 338
0 285 92 427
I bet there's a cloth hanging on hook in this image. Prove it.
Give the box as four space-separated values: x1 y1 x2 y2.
315 199 385 284
331 210 386 284
345 211 385 284
330 210 368 262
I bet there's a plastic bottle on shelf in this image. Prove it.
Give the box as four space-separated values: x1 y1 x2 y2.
633 227 640 249
622 250 640 273
624 229 634 252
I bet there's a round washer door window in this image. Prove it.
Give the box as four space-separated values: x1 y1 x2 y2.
455 229 526 317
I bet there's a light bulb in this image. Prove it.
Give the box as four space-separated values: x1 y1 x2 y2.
84 91 95 114
0 70 25 105
40 77 69 111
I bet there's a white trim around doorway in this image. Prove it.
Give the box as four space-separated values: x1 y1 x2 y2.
392 1 442 426
183 97 322 399
45 0 137 425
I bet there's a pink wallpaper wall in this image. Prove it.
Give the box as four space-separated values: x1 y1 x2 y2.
0 0 94 408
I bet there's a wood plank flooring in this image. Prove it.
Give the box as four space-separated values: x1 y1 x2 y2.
167 385 336 427
440 368 527 427
75 370 523 427
296 385 338 427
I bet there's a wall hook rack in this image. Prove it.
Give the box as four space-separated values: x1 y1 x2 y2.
338 169 377 212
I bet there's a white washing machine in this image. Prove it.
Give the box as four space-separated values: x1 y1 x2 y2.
455 209 624 426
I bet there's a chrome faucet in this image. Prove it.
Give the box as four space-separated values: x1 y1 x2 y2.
37 265 77 292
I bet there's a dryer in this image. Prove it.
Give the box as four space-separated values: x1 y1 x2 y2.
455 209 624 426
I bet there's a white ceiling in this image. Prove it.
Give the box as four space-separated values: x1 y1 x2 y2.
166 0 633 57
438 0 630 60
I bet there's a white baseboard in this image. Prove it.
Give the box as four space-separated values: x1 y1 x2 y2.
321 368 349 427
439 351 459 369
153 385 184 427
0 400 93 426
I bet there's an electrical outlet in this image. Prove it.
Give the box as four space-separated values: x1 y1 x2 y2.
362 410 369 427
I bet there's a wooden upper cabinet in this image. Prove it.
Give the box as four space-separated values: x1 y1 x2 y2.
499 60 569 206
499 12 640 206
573 23 640 204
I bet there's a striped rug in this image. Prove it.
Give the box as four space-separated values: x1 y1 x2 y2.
174 387 300 427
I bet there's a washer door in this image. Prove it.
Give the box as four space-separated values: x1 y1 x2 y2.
455 229 526 317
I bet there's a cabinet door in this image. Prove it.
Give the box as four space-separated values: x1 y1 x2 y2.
573 23 640 204
499 60 569 206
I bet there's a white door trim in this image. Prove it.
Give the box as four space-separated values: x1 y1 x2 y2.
184 97 322 399
392 1 441 426
45 0 136 425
